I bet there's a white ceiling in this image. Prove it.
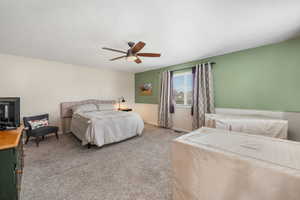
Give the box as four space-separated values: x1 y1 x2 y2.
0 0 300 73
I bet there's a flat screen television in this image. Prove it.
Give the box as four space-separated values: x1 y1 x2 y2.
0 97 20 130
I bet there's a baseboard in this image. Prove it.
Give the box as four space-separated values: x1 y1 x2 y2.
172 127 190 133
144 121 158 126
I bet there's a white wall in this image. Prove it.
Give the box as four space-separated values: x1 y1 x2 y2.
134 103 193 132
0 54 134 129
135 103 300 141
134 103 158 126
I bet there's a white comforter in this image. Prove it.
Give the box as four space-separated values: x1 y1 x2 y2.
70 111 144 147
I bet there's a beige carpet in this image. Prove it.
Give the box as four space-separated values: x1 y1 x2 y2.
21 125 183 200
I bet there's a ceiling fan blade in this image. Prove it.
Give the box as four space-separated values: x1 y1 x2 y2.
110 56 126 61
131 41 146 53
137 53 161 57
135 57 142 64
102 47 127 54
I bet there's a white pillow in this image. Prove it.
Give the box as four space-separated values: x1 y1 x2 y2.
28 119 49 130
96 104 116 111
72 103 98 113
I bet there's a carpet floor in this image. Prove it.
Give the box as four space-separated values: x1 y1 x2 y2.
20 125 183 200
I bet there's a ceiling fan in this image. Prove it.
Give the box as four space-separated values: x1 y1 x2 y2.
102 41 161 64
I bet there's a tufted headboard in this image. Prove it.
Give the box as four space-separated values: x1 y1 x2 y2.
60 99 116 133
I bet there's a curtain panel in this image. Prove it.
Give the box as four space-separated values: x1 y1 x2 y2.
192 63 215 129
158 70 174 128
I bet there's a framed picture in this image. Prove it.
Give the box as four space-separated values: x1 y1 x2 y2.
140 83 152 96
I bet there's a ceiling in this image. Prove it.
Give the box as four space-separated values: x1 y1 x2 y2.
0 0 300 73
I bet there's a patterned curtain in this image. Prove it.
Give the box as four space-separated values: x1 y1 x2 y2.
158 70 174 128
192 63 215 129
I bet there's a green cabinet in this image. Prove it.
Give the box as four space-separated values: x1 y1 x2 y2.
0 133 24 200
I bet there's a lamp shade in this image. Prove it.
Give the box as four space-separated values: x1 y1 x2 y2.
119 96 126 103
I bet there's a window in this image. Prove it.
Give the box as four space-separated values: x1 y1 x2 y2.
173 70 193 106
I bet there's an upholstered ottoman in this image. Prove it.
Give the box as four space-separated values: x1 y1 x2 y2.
171 127 300 200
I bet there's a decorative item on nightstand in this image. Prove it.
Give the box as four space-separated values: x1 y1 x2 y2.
118 97 132 111
119 108 132 112
118 96 126 110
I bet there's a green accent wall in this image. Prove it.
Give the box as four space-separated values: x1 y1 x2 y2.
135 37 300 112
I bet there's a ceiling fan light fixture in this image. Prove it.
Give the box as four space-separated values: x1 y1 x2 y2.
103 41 161 64
126 55 137 62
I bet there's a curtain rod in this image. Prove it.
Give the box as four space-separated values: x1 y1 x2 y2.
170 62 216 73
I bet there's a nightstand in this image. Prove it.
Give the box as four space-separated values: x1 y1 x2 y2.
119 108 132 112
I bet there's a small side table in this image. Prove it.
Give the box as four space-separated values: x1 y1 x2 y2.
119 108 132 112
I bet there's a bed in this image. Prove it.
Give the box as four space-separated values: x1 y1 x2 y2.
172 127 300 200
60 99 144 147
205 113 288 139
